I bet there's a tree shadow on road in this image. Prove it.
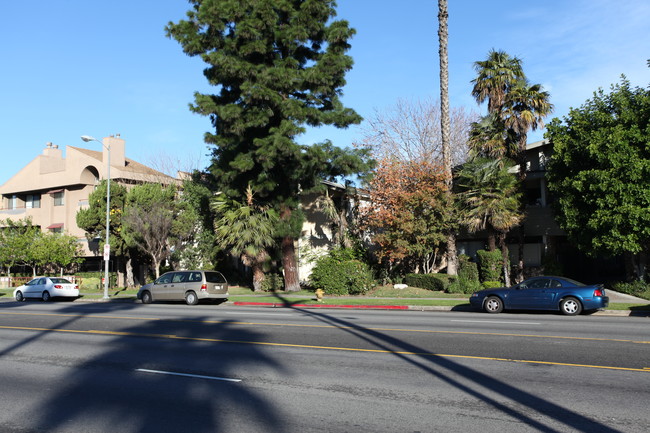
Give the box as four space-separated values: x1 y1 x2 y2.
277 301 625 433
0 302 288 432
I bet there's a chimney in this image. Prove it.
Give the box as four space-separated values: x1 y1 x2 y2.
43 142 62 158
103 134 126 168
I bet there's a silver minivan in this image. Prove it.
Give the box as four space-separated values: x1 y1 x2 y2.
138 270 229 305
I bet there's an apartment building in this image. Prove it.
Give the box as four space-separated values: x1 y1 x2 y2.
0 135 176 266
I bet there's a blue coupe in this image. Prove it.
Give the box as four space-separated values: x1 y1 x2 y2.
469 276 609 315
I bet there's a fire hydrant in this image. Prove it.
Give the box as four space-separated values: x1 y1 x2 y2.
315 288 324 302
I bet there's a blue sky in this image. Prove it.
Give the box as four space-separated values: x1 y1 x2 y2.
1 0 648 186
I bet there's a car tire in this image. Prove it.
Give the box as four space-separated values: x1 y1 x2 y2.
15 291 24 302
484 296 504 314
42 291 51 302
141 290 152 304
185 291 198 305
560 297 582 316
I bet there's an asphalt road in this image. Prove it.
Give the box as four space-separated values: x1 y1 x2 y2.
0 301 648 432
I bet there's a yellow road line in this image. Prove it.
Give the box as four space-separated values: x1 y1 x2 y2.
0 324 648 373
1 310 648 345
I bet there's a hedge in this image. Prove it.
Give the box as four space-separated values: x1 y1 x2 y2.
404 273 453 292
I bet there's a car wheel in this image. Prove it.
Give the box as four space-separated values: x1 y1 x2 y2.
15 291 24 302
484 296 504 314
185 291 198 305
141 291 152 304
560 297 582 316
42 291 51 302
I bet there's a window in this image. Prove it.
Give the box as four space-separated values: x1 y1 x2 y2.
53 191 64 206
26 194 41 209
8 195 17 210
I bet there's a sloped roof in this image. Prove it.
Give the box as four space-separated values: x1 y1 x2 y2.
69 146 175 181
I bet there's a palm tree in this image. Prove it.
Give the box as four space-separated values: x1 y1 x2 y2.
456 157 523 285
471 50 553 281
500 79 553 280
438 0 457 275
467 112 514 159
212 186 278 292
501 79 554 179
471 49 525 114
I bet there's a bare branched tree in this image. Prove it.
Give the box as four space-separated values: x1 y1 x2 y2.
357 97 476 166
122 205 176 279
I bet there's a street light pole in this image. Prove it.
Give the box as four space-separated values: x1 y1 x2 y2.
81 135 111 300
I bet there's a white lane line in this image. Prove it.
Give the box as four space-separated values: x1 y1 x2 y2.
136 369 242 382
451 320 541 325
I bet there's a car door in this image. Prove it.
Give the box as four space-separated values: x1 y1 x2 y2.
152 272 174 300
169 272 190 300
508 278 553 309
23 278 43 298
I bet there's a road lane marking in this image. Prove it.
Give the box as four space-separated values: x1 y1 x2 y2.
451 320 541 325
135 368 241 382
1 311 648 345
1 324 649 374
223 312 293 316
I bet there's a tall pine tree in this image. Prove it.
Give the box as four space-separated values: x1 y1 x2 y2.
167 0 371 291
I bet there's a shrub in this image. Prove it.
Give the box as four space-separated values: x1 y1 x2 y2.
612 281 650 300
482 280 503 289
310 253 374 296
476 249 502 283
447 255 482 294
260 273 284 292
405 273 451 291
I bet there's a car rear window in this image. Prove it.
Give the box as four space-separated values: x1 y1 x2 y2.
50 278 72 284
205 272 227 284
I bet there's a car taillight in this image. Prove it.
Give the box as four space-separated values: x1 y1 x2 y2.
593 288 603 297
200 284 207 291
54 285 62 289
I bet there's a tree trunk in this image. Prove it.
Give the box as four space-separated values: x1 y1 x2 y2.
500 232 510 286
126 257 135 288
252 262 265 292
438 0 456 276
446 234 457 275
281 235 300 292
515 137 528 283
487 229 497 251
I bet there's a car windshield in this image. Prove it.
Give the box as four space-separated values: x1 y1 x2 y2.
205 272 227 283
50 278 72 284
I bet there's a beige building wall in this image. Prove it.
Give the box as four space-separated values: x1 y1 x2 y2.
0 136 176 257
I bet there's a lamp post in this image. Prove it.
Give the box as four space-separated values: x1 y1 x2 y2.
81 135 110 300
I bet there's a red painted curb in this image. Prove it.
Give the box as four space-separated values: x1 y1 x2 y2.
233 301 409 310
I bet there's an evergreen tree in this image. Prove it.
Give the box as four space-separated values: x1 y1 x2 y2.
76 180 128 257
167 0 371 291
547 77 650 281
0 218 39 276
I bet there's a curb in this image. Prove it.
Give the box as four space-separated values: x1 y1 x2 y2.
1 297 647 316
232 301 646 316
233 301 409 310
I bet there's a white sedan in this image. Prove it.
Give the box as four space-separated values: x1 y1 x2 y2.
14 277 79 302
